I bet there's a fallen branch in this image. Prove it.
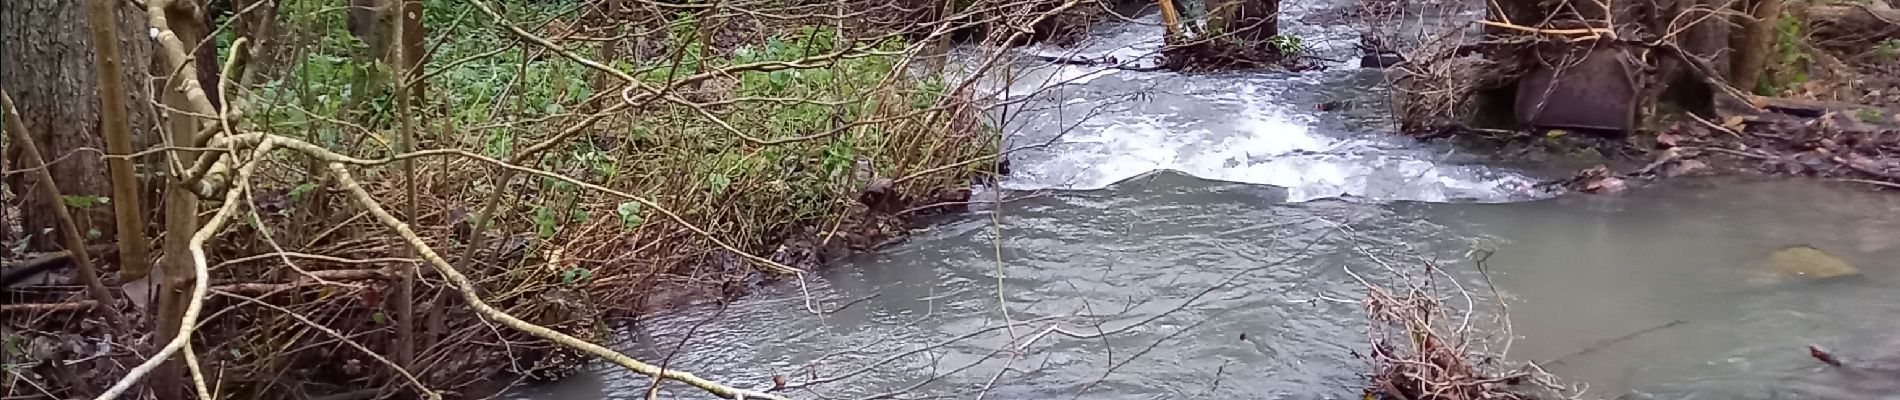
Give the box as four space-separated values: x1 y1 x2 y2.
0 301 99 313
1833 178 1900 189
1541 320 1688 366
1476 20 1617 40
209 252 419 271
1683 146 1772 160
1808 5 1900 40
208 269 390 295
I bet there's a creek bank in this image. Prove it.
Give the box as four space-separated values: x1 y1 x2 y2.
1338 0 1899 194
1521 106 1900 195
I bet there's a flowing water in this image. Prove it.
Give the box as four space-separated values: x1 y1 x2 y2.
508 9 1900 400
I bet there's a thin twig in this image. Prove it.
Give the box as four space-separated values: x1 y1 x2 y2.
215 291 437 397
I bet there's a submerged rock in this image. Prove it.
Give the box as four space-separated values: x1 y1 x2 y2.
1768 245 1860 279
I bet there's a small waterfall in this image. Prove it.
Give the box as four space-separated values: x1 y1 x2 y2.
967 12 1550 203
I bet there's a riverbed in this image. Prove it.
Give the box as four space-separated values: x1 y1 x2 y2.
504 7 1900 400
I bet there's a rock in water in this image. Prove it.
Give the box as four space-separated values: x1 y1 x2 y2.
1769 246 1860 279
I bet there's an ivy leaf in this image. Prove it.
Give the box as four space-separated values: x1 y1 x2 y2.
615 201 644 230
371 312 387 325
708 173 731 195
533 206 558 238
560 267 592 285
2 334 22 359
289 183 319 203
61 195 107 209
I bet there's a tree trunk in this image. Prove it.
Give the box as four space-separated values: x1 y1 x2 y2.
232 0 291 82
1730 0 1785 94
1208 0 1278 43
1158 0 1182 43
152 1 213 397
86 0 154 284
401 0 425 99
1 0 157 251
1808 5 1900 41
393 0 419 370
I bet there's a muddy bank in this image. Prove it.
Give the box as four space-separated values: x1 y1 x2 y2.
1505 105 1900 195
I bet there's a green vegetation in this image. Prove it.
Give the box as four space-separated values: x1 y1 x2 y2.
170 0 1001 395
236 0 991 258
1267 34 1304 55
1878 39 1900 61
1756 15 1811 96
1856 107 1884 123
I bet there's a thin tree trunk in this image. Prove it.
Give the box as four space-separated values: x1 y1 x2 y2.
1208 0 1279 42
401 0 425 99
930 0 957 73
85 0 153 284
1158 0 1182 43
1 0 156 252
1730 0 1785 94
154 1 211 398
589 0 623 112
231 0 283 85
394 0 419 369
3 91 128 332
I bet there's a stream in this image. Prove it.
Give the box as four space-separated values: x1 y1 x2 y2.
506 7 1900 400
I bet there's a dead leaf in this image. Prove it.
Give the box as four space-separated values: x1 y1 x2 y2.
1809 345 1843 367
1583 176 1627 193
1722 116 1748 131
1656 132 1680 148
1663 159 1709 177
1567 165 1628 193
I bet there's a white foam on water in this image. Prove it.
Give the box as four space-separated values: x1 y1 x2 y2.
991 71 1544 203
968 13 1548 203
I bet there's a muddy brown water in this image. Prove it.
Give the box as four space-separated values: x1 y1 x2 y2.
505 6 1900 399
